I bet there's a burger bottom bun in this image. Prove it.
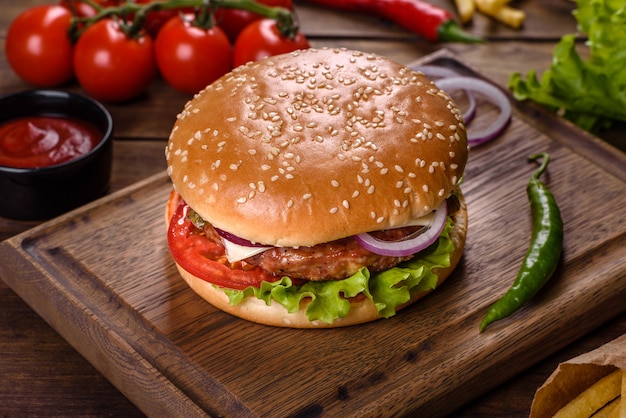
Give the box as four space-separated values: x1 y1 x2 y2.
167 191 467 328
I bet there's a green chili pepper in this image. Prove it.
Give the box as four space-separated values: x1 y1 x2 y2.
479 153 564 332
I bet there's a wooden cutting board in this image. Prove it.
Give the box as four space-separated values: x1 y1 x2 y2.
1 50 625 417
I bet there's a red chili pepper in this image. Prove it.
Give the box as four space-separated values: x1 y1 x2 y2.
305 0 481 43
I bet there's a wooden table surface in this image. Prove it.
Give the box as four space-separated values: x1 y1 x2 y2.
1 0 625 416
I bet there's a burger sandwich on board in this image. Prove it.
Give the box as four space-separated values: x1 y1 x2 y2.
165 48 469 328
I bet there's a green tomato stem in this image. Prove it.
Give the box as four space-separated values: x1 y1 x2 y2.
67 0 297 41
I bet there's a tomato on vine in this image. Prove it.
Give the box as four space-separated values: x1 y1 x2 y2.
215 0 293 42
60 0 97 17
155 14 232 94
73 18 156 102
5 5 74 87
128 0 193 38
232 18 309 68
59 0 120 17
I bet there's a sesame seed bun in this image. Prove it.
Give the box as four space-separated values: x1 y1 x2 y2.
165 190 467 328
165 48 468 248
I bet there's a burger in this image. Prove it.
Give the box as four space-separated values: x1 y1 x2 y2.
165 48 468 328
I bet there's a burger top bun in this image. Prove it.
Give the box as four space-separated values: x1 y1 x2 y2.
166 48 468 247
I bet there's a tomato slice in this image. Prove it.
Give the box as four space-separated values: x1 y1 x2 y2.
167 195 278 290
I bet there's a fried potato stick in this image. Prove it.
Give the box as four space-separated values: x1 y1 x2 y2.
474 0 525 29
590 397 620 418
552 370 622 418
454 0 476 23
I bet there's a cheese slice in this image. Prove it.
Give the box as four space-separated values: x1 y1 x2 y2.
222 239 273 263
406 211 436 227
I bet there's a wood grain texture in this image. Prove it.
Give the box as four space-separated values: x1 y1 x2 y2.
1 52 625 417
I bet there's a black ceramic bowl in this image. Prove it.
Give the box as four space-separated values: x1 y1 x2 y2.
0 90 113 220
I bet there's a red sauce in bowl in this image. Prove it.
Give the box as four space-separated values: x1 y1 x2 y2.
0 116 102 168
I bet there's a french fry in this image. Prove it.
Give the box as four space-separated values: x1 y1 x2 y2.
552 370 622 418
590 397 619 418
480 0 510 8
621 370 625 418
474 0 526 29
454 0 476 23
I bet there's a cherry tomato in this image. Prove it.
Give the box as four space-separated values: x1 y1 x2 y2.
5 5 74 87
60 0 97 17
216 0 293 42
59 0 120 16
233 18 309 68
155 15 232 94
131 0 194 38
73 18 156 102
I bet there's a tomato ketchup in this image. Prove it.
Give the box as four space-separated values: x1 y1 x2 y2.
0 116 101 168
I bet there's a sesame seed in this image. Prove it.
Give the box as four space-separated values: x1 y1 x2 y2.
330 207 338 214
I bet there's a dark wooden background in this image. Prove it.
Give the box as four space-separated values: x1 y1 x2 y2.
1 0 625 416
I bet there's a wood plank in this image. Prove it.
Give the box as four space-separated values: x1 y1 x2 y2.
1 51 625 417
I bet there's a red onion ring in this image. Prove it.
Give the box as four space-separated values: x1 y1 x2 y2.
214 227 269 248
412 64 463 79
354 201 448 257
435 76 512 147
413 65 477 124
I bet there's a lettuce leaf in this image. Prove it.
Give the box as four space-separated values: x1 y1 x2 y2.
508 0 626 131
221 219 456 324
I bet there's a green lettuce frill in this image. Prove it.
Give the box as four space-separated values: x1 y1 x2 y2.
221 219 456 324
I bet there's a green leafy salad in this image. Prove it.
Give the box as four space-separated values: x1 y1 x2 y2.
509 0 626 132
